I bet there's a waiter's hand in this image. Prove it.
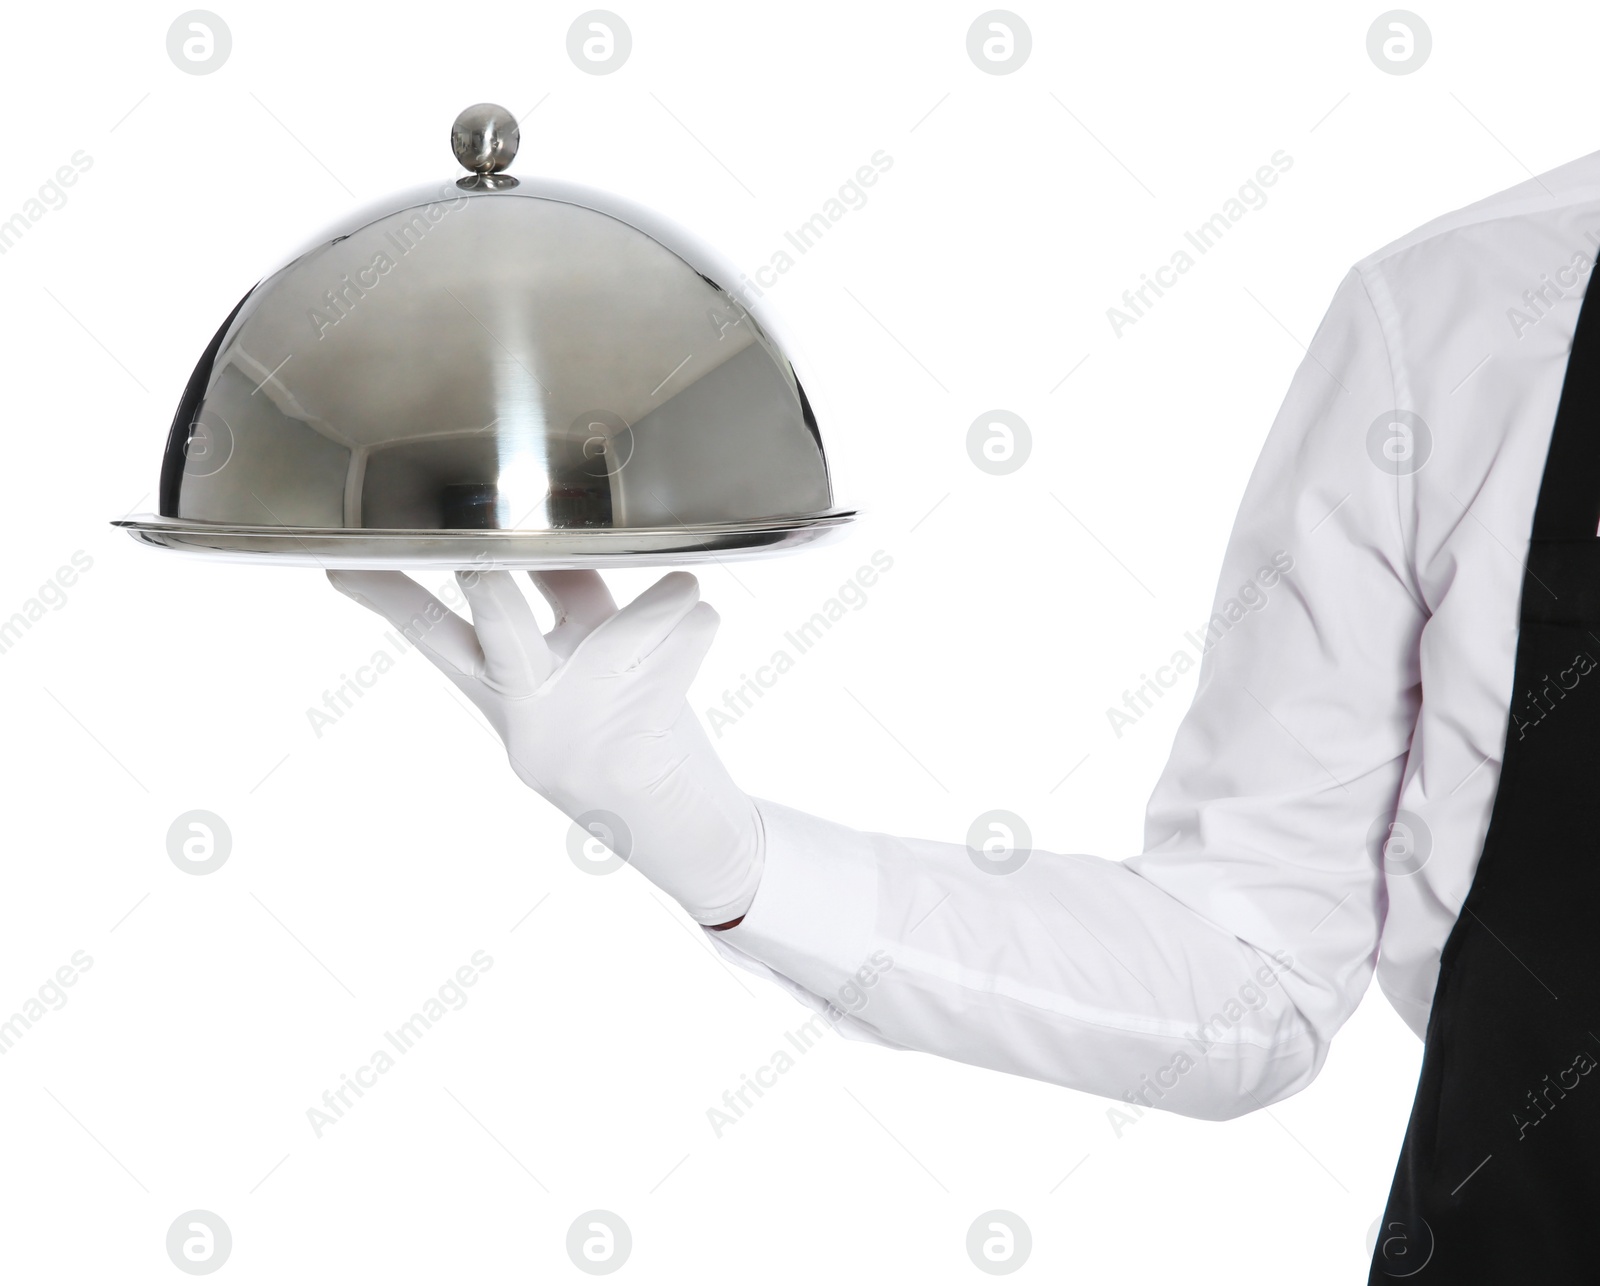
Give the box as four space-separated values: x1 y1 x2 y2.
326 568 763 928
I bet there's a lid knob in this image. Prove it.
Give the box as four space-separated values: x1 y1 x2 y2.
450 103 519 175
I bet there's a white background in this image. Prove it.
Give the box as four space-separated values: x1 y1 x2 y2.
0 0 1578 1279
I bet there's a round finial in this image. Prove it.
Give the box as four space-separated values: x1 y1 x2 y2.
451 103 519 175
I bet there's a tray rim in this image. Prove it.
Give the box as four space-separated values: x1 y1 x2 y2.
109 508 864 534
110 509 857 540
109 510 859 568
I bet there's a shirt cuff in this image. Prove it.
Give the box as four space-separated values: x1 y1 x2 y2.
704 796 881 1011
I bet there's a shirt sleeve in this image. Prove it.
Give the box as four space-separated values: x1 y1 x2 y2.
708 265 1423 1121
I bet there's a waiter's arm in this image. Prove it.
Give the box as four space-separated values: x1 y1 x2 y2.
709 266 1423 1120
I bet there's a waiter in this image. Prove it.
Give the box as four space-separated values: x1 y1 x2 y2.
328 152 1600 1279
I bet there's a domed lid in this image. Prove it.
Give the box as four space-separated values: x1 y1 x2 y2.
115 104 853 569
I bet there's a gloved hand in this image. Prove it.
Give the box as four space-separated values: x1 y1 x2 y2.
326 567 764 926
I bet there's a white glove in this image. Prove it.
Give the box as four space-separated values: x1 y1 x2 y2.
326 568 764 926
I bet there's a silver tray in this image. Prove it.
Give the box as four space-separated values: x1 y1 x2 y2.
112 511 856 570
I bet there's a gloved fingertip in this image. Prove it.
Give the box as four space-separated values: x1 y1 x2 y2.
645 569 701 606
685 599 721 631
457 567 514 593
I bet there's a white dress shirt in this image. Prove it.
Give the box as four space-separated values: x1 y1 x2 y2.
709 149 1600 1121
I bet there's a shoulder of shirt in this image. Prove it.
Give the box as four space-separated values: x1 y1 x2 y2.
1353 149 1600 277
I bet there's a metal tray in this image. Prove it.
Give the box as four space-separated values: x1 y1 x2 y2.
112 512 857 570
